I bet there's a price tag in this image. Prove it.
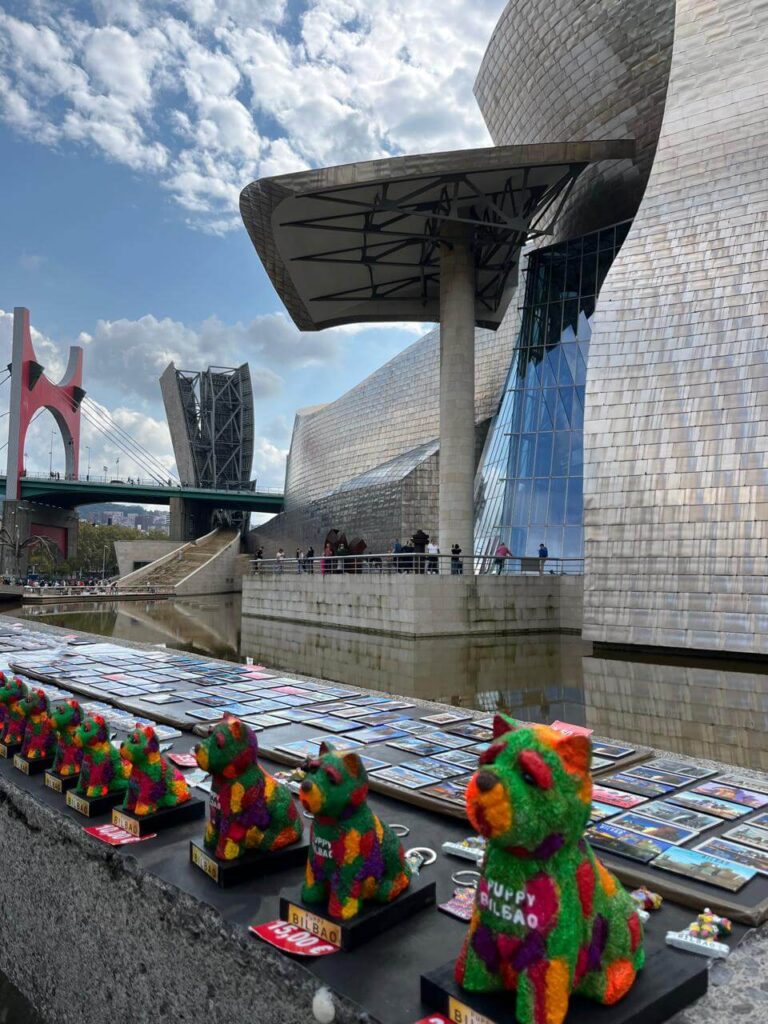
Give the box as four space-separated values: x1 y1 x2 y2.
84 824 156 846
250 921 339 957
169 752 198 768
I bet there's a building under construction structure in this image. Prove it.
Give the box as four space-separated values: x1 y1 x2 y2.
160 362 255 539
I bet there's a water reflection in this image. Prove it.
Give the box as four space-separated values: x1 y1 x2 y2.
12 599 768 771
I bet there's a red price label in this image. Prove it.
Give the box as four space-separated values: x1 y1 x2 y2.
412 1016 451 1024
84 824 156 846
550 720 593 737
250 921 340 957
169 753 198 768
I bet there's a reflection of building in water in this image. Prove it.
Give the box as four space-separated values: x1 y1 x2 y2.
582 656 768 771
241 615 585 712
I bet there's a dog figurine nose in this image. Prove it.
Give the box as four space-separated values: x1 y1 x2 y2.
476 771 498 793
301 778 313 793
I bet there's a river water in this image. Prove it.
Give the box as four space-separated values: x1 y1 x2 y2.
11 595 768 773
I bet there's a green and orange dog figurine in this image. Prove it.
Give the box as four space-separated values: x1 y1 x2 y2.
195 716 302 860
19 687 56 762
456 715 643 1024
121 725 190 816
73 714 129 799
50 699 84 778
299 742 411 921
0 674 28 749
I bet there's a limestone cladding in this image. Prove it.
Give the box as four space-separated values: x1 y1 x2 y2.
584 0 768 654
475 0 675 240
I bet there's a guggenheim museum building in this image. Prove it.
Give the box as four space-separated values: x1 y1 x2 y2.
241 0 768 657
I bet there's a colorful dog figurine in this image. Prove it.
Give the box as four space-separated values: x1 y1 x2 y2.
120 725 190 816
456 715 644 1024
50 699 84 777
73 714 129 799
19 687 56 761
0 675 28 747
194 716 302 861
299 742 411 921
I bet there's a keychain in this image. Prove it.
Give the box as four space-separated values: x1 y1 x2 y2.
439 871 481 921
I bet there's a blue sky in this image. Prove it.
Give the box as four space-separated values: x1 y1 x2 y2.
0 0 504 488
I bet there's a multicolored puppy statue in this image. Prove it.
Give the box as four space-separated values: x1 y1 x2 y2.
194 716 302 861
73 714 129 799
19 687 56 762
50 699 84 777
0 675 28 747
456 715 644 1024
120 725 190 816
299 742 411 921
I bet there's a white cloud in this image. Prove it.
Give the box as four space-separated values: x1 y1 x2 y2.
0 1 503 233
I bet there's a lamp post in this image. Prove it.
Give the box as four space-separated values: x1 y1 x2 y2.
49 431 54 476
86 446 91 481
102 545 108 580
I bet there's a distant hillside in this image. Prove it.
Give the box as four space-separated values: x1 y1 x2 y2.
78 502 163 516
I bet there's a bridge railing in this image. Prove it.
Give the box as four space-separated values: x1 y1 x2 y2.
20 472 283 495
249 553 584 576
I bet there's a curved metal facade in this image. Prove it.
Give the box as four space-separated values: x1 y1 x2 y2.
584 0 768 653
475 0 674 239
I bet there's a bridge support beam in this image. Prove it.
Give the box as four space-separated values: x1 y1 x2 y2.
169 498 213 543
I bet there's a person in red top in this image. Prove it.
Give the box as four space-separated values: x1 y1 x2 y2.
494 541 511 574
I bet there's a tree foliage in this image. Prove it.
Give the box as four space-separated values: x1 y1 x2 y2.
28 523 168 577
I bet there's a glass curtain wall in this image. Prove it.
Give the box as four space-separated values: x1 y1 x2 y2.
474 221 631 565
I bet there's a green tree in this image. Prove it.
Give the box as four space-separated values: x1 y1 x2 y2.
29 523 167 578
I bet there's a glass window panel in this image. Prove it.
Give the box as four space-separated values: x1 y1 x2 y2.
531 478 549 523
555 390 571 431
547 304 563 344
562 527 583 559
517 434 536 477
567 235 583 257
561 342 578 380
576 310 591 343
509 528 526 556
571 388 584 431
582 294 596 319
558 351 574 388
506 433 521 476
564 259 580 297
570 435 584 476
548 254 566 302
511 479 533 524
553 431 570 476
544 526 563 558
566 477 582 525
528 528 546 556
580 253 597 297
562 299 579 338
559 386 574 423
582 233 598 255
540 350 558 388
614 221 631 248
540 389 556 430
521 389 540 432
548 478 566 524
599 226 615 251
597 249 613 293
509 391 526 433
534 432 553 476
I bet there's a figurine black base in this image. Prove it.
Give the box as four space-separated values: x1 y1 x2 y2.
66 788 127 818
0 741 22 759
13 752 54 776
280 876 437 951
420 946 708 1024
44 769 80 794
112 797 205 837
190 837 310 888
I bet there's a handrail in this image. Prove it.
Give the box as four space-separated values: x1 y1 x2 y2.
19 472 283 495
248 552 584 576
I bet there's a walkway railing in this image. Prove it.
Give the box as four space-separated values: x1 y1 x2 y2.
249 553 584 576
20 473 283 495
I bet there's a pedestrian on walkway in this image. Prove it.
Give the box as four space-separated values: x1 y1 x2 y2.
426 538 440 574
451 543 463 575
305 546 315 573
538 542 548 575
493 541 511 574
276 547 285 574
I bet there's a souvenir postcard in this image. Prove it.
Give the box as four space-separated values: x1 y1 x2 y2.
694 837 768 874
643 757 716 780
591 756 613 771
415 729 473 748
668 790 750 820
385 736 451 757
151 725 182 740
347 696 391 706
219 702 260 716
421 712 473 725
712 772 768 796
586 822 673 863
313 686 358 698
305 715 365 733
723 823 768 854
370 700 414 711
693 780 768 810
589 801 621 822
466 741 491 756
652 845 756 891
241 714 288 729
307 702 356 715
406 756 466 780
275 738 322 758
346 725 409 744
141 693 183 705
137 682 177 693
227 683 265 694
446 722 494 742
314 735 362 752
184 769 211 789
186 708 226 721
433 749 478 770
609 812 697 845
420 777 472 804
591 785 647 809
110 686 146 696
749 812 768 829
242 698 291 714
266 707 317 722
262 693 307 707
640 799 721 832
391 721 438 736
370 765 438 790
356 711 413 725
623 766 692 788
358 756 389 771
331 705 380 718
188 694 230 707
269 683 314 695
599 773 675 798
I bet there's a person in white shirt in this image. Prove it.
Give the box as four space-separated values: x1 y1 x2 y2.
426 539 439 574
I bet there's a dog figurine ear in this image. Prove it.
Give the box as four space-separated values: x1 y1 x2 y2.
492 714 518 739
319 740 335 756
551 732 591 779
342 752 364 778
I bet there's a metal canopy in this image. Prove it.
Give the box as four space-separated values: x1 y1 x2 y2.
240 141 634 332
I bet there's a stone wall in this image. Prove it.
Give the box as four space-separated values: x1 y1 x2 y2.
242 573 582 639
584 0 768 653
114 539 181 578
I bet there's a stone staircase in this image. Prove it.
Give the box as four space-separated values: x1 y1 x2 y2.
119 529 240 592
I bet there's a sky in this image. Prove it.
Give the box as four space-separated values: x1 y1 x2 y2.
0 0 505 492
